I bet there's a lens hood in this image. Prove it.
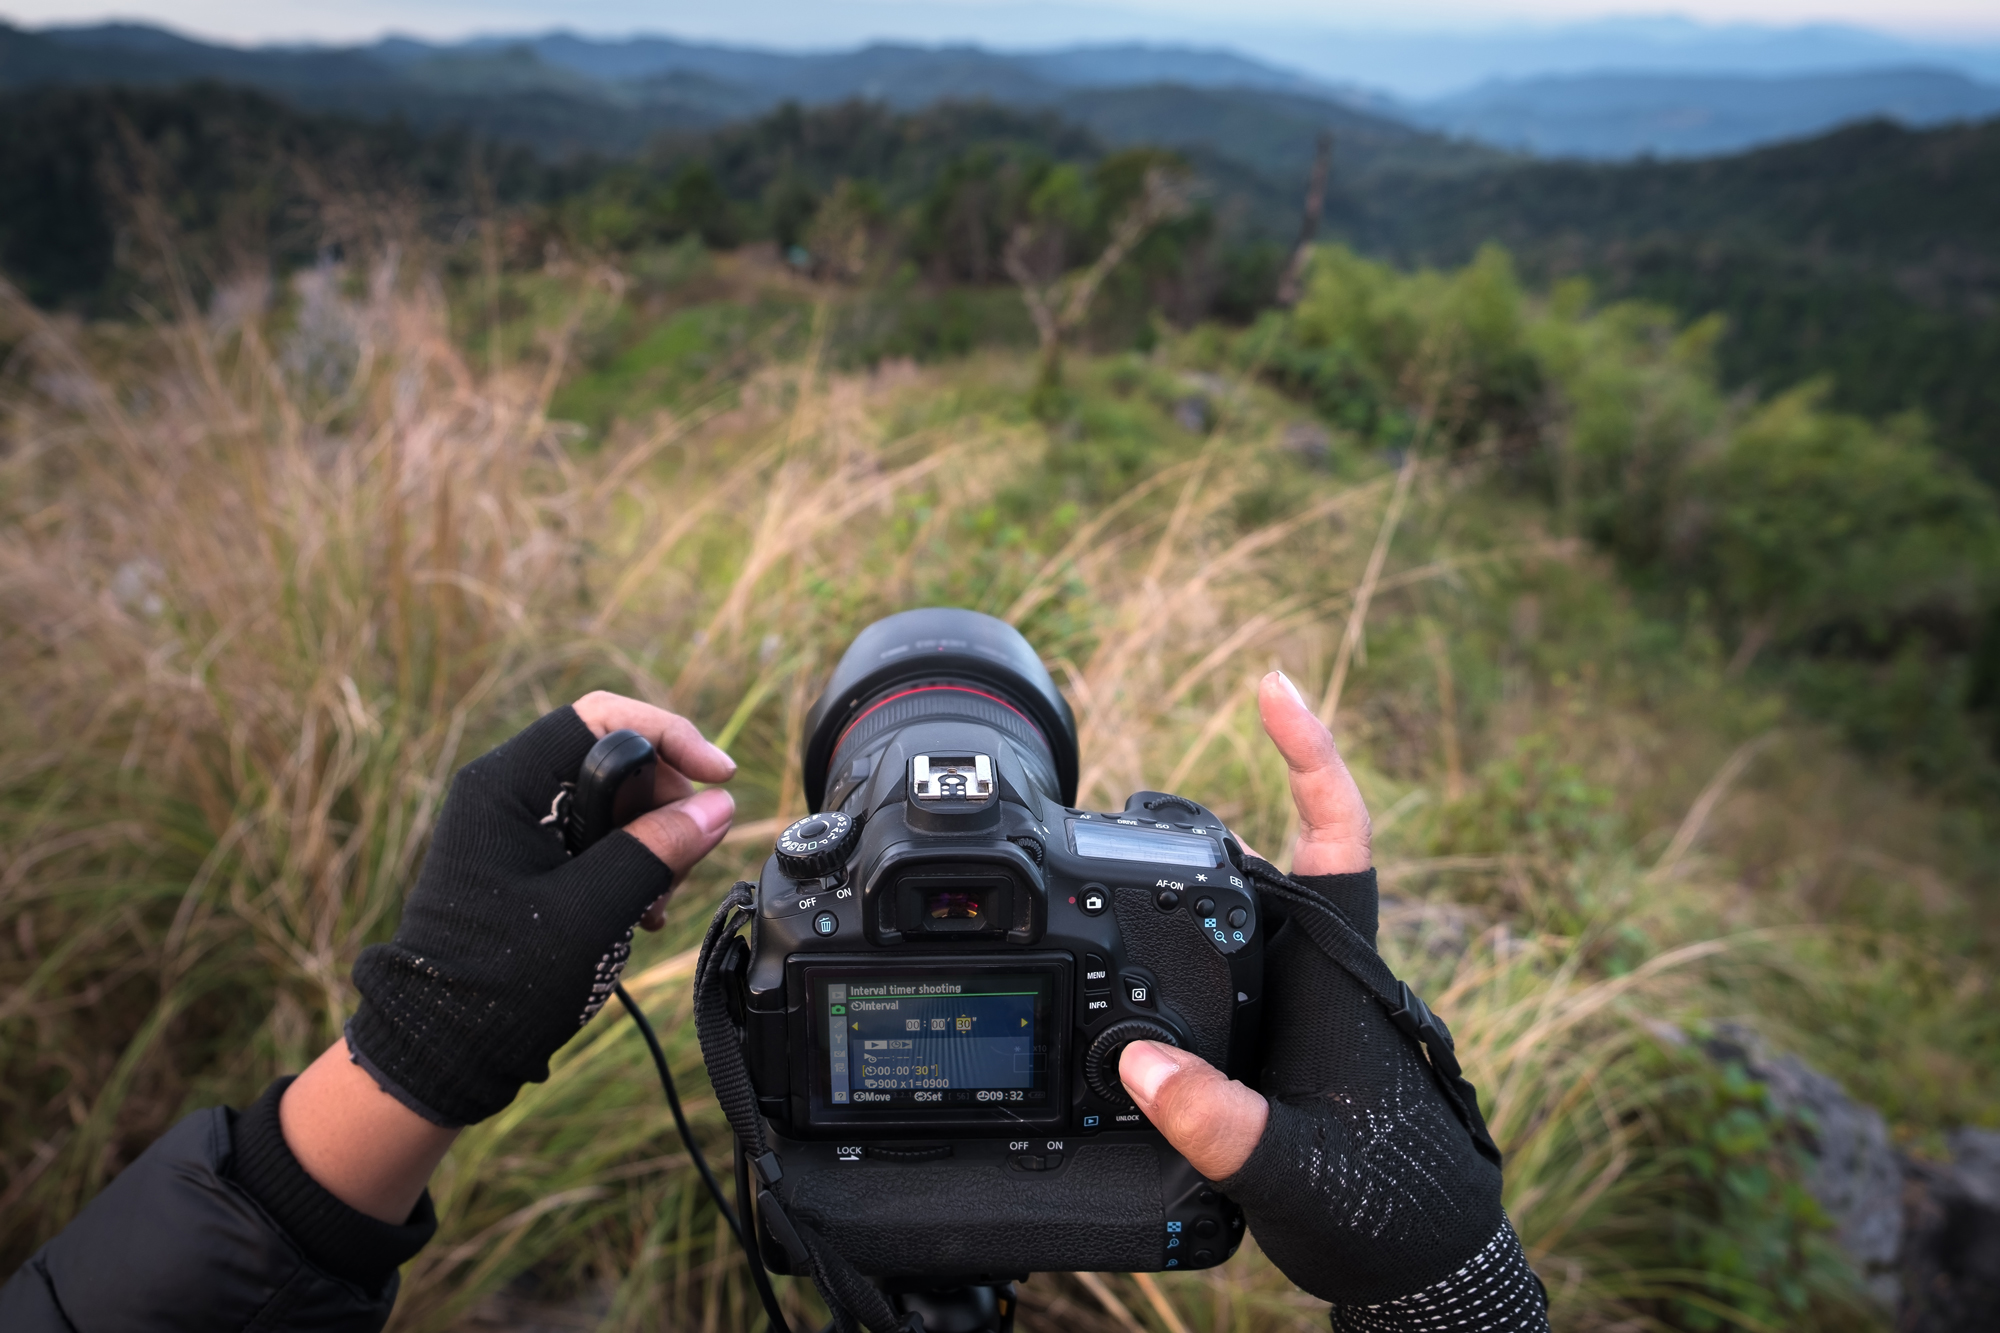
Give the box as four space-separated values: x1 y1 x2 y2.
802 608 1079 810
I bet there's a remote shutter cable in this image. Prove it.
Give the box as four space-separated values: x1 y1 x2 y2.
567 732 799 1331
615 982 795 1333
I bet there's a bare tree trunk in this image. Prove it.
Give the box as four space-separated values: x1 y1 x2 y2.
1004 168 1191 399
1001 233 1066 394
1275 131 1333 307
1726 617 1776 677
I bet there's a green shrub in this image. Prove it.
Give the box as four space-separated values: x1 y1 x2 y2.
1676 387 2000 654
1259 243 2000 790
1643 1043 1861 1332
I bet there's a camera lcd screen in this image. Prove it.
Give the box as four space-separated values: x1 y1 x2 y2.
1071 820 1220 868
814 971 1054 1113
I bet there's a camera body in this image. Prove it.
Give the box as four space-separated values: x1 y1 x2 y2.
731 611 1263 1283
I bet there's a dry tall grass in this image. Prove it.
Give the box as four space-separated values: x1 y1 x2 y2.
0 253 1909 1332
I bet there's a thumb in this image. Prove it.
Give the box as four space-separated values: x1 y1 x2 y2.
609 786 735 932
1119 1041 1268 1181
621 786 735 876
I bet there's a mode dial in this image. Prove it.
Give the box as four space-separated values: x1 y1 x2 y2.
1084 1018 1180 1105
774 811 859 879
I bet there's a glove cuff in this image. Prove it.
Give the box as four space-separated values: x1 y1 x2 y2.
344 984 521 1127
341 1014 469 1128
1292 867 1378 947
1327 1218 1548 1331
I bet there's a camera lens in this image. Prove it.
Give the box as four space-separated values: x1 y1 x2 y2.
802 608 1079 811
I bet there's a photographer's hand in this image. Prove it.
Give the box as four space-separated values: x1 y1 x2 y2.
1122 672 1547 1328
282 693 736 1222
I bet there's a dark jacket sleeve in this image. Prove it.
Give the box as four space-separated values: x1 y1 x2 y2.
0 1080 435 1332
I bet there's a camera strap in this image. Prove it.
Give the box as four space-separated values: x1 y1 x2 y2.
694 882 925 1333
1242 859 1503 1169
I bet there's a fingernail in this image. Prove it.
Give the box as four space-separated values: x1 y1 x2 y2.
682 787 735 836
1275 671 1306 707
1121 1041 1181 1106
708 742 737 777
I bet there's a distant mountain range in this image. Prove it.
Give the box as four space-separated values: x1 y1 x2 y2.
1415 66 2000 159
1209 15 2000 99
2 20 1999 164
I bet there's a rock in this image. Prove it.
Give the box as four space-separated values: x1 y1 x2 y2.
1898 1129 2000 1333
1281 420 1332 465
1703 1023 1905 1307
1946 1129 2000 1211
450 1274 611 1331
1377 893 1476 960
1173 396 1213 434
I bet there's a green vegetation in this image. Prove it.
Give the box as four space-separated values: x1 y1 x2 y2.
1362 118 2000 480
0 82 582 312
1248 245 2000 797
3 79 1998 1333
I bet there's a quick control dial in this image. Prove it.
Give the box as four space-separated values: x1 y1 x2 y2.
1084 1018 1180 1104
774 811 859 878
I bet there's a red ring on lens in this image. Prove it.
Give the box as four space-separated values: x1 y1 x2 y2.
833 685 1042 754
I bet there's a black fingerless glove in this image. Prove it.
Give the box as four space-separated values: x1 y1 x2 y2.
346 707 672 1127
1220 861 1548 1329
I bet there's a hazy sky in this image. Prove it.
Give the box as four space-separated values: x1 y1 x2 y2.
6 0 1998 47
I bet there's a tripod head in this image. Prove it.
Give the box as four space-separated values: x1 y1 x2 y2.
889 1283 1016 1333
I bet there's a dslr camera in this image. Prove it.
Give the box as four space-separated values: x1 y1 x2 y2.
728 609 1264 1285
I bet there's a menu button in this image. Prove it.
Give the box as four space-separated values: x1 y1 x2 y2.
1082 953 1111 993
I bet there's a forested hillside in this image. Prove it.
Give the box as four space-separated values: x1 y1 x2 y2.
1357 116 2000 475
2 68 1992 478
0 83 584 311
